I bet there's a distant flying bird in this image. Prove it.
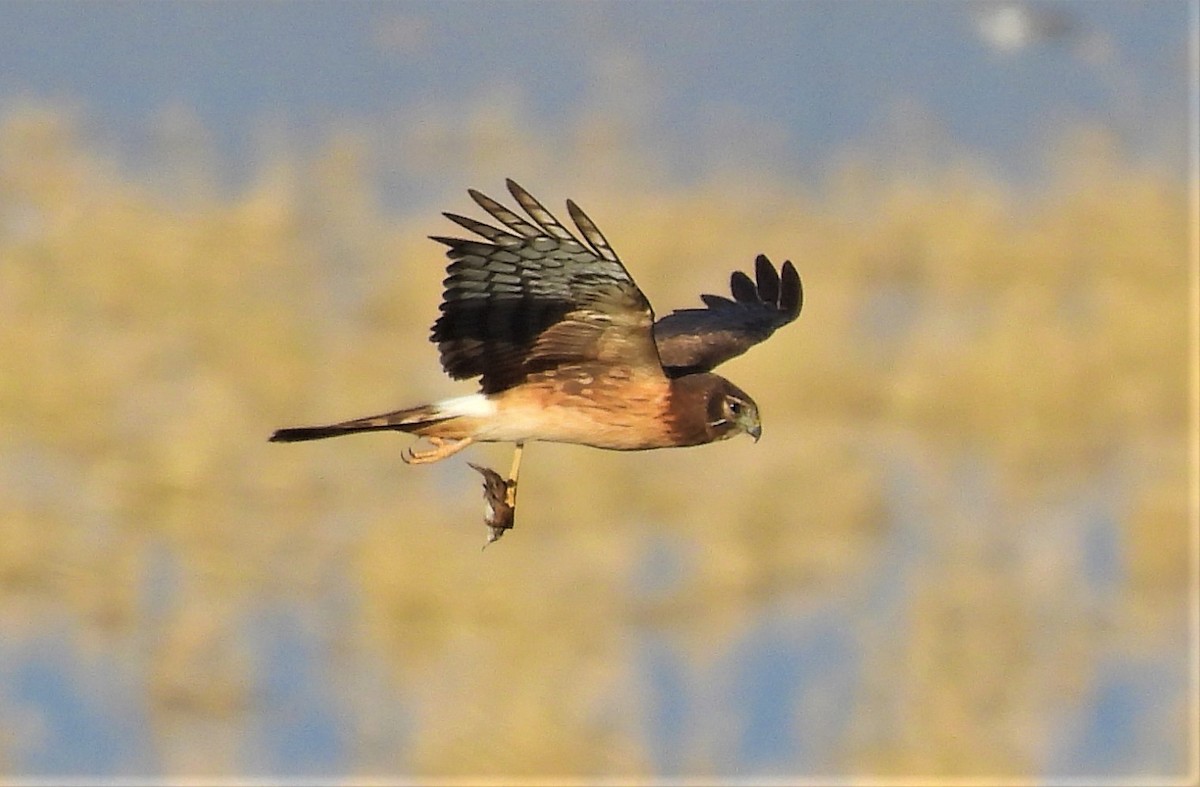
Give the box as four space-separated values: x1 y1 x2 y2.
270 180 803 541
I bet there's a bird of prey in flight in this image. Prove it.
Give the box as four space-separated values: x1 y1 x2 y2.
271 180 803 543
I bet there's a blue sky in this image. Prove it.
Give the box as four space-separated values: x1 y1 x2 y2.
1 1 1192 189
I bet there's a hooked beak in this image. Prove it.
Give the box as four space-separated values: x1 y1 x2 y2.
737 410 762 443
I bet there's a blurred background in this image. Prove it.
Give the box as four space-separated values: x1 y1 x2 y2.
0 1 1195 781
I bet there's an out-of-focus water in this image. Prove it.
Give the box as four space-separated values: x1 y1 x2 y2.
0 436 1190 778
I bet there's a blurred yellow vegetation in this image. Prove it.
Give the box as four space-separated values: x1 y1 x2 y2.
0 105 1192 778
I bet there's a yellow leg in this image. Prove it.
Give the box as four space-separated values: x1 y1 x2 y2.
505 442 525 508
402 436 474 465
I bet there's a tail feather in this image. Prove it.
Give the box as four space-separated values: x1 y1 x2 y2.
269 404 445 443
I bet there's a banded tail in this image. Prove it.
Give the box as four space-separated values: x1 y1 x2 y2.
268 394 494 443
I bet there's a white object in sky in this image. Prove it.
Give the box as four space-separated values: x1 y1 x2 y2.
974 3 1074 53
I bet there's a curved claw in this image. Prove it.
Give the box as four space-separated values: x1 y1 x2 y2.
402 436 474 465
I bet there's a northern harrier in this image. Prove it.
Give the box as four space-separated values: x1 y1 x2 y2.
271 180 802 542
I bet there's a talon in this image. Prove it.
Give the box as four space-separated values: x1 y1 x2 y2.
402 436 474 465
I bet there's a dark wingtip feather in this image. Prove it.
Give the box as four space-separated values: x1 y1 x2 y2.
779 260 802 318
729 270 759 303
700 293 736 309
754 254 781 305
441 212 480 232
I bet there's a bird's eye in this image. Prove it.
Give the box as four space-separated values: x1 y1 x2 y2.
727 399 742 416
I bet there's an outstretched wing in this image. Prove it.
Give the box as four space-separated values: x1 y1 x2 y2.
653 254 802 376
430 180 664 394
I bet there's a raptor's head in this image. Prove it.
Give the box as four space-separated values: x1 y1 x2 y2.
706 376 762 442
669 373 762 445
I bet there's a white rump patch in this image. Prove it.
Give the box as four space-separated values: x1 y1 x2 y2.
435 393 497 419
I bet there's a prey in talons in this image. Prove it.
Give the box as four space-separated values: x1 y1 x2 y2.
468 442 525 546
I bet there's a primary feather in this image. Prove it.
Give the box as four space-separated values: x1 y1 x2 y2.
654 254 803 376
